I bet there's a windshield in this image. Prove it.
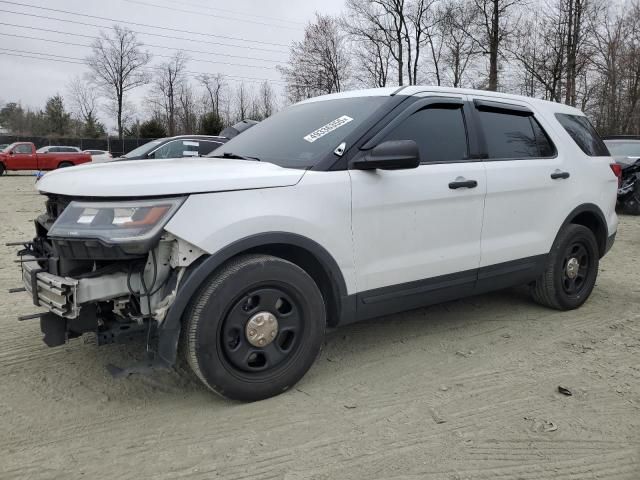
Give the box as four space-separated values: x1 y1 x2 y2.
604 140 640 157
207 97 389 167
123 140 162 158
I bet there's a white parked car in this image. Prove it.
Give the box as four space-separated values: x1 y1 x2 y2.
14 86 619 402
84 149 112 163
35 145 82 153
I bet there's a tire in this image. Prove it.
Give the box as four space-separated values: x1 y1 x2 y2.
531 224 599 310
58 161 73 168
0 163 5 176
182 254 326 401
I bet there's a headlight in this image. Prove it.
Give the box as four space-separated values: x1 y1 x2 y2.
48 197 185 245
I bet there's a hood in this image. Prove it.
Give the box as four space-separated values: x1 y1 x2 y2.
36 157 305 197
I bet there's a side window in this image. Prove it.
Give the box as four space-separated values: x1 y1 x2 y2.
555 113 609 156
15 144 32 154
199 141 222 156
477 109 549 159
152 140 200 159
48 147 59 153
382 106 468 163
181 140 200 157
531 118 556 157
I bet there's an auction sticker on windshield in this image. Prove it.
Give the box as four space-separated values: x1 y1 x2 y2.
304 116 354 143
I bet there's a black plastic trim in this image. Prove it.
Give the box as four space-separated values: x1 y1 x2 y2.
343 254 548 325
605 232 616 255
157 232 351 365
474 99 533 116
559 203 609 257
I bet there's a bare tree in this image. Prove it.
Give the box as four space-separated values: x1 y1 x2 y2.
345 0 409 86
439 0 482 87
86 25 151 140
279 13 350 102
67 76 101 134
149 51 188 136
258 81 276 119
510 4 566 101
177 83 199 134
354 31 393 87
198 73 226 119
462 0 520 90
236 82 249 121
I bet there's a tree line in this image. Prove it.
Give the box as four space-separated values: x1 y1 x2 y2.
281 0 640 135
3 0 640 139
1 25 278 141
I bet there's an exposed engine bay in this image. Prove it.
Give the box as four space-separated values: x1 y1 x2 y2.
14 193 204 351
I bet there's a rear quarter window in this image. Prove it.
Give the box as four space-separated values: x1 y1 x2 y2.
555 113 609 156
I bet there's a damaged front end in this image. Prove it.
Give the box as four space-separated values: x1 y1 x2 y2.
10 193 204 373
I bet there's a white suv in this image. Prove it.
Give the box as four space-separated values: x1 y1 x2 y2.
14 86 618 401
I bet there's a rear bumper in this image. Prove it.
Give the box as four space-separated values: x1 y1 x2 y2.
604 232 616 256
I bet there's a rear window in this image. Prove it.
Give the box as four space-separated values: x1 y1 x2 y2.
555 113 609 156
603 140 640 157
478 110 555 159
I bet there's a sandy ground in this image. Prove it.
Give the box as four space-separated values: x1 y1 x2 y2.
1 172 639 480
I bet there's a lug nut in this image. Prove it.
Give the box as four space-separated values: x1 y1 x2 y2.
249 329 256 337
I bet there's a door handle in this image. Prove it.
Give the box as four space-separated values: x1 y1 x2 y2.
449 179 478 189
550 171 570 180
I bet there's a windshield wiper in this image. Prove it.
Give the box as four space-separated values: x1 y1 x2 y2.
212 152 261 162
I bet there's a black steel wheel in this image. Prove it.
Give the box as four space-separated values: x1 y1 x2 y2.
221 287 304 373
561 241 591 296
531 224 599 310
182 254 325 401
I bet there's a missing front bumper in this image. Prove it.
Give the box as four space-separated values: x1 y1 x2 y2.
21 256 79 318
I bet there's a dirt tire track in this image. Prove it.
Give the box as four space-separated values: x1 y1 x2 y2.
1 174 639 479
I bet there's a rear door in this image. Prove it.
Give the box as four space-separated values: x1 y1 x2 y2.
470 97 569 272
350 94 487 318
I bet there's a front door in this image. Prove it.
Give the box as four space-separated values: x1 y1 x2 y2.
7 144 37 170
350 95 486 319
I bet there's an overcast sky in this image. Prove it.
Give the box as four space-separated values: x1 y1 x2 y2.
0 0 345 131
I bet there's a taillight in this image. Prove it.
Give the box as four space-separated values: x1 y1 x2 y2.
610 163 623 186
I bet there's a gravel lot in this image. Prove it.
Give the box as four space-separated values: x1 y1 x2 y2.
1 172 639 480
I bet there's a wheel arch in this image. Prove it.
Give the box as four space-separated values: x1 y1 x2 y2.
157 232 351 365
560 204 608 257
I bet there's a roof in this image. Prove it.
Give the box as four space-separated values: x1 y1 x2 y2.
298 86 584 115
167 135 225 140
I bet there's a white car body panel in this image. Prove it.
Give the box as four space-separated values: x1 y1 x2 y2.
165 170 357 293
34 85 618 299
350 162 487 291
36 157 306 197
88 152 112 163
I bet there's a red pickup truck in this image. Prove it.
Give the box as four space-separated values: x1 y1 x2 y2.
0 142 92 175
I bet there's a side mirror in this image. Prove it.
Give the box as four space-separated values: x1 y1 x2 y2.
352 140 420 170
